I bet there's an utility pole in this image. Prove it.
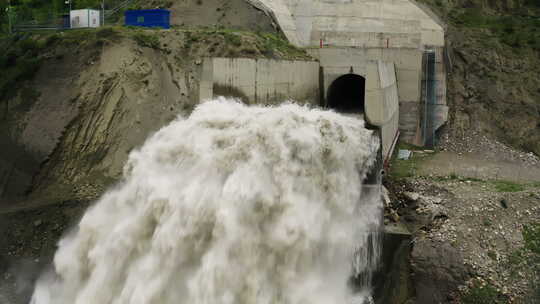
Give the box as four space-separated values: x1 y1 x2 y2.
102 0 105 26
7 0 12 34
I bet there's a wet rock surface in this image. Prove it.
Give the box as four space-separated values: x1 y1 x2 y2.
411 241 469 304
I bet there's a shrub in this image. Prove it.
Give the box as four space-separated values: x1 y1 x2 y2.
462 285 503 304
492 180 526 192
222 32 242 47
524 223 540 255
96 27 117 39
132 32 160 49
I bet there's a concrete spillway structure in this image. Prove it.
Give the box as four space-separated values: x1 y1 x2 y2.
198 0 448 159
247 0 448 150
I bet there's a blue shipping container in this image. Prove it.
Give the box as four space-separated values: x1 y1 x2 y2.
125 9 170 29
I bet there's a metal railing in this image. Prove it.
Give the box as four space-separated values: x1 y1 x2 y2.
13 18 67 32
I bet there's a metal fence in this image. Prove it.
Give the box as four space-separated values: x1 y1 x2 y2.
13 18 68 32
10 0 136 32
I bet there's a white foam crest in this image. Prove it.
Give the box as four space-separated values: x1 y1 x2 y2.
32 98 381 304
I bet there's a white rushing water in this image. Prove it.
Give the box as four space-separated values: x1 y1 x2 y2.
32 98 382 304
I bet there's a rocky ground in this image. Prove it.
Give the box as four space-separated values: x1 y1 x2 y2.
438 131 540 167
386 133 540 303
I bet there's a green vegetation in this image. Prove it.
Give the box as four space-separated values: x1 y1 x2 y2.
222 31 242 47
462 284 504 304
418 0 540 52
257 31 307 58
180 28 311 60
385 144 538 190
0 35 44 102
451 10 540 50
386 141 437 180
0 26 309 113
0 27 119 109
0 0 133 34
524 222 540 255
388 158 419 179
507 222 540 303
492 180 526 192
132 31 160 49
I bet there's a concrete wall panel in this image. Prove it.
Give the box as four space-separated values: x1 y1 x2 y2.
399 100 422 144
201 57 319 105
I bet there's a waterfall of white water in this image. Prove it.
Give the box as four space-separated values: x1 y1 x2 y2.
31 98 382 304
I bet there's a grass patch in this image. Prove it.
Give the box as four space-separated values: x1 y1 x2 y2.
492 180 526 192
257 31 307 58
449 8 540 51
221 31 242 47
462 284 505 304
524 223 540 255
132 31 160 49
387 157 420 179
386 140 440 180
0 28 120 106
0 36 45 102
507 222 540 303
179 27 311 60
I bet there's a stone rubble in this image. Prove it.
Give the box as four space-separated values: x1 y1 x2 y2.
386 176 540 303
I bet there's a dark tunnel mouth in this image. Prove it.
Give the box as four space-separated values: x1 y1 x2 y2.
326 74 366 113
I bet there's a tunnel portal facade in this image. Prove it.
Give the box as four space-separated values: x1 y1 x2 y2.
326 74 366 114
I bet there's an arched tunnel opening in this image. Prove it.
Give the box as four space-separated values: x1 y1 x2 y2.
326 73 382 185
326 74 366 113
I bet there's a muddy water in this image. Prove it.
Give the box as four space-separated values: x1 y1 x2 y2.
31 98 381 304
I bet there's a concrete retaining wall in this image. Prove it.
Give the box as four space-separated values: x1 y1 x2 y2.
200 57 320 105
364 61 400 159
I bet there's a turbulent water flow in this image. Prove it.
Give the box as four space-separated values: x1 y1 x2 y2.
32 98 382 304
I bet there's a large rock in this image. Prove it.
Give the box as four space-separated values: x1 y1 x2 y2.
411 240 469 304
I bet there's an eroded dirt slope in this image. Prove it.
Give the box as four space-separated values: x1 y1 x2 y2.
0 27 311 303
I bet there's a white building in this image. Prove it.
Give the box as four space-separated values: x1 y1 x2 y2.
70 9 101 28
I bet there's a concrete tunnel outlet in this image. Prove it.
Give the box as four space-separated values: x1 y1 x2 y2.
327 74 367 114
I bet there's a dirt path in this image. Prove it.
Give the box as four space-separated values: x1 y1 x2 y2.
417 151 540 182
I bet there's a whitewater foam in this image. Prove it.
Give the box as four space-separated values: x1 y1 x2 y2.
32 98 381 304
